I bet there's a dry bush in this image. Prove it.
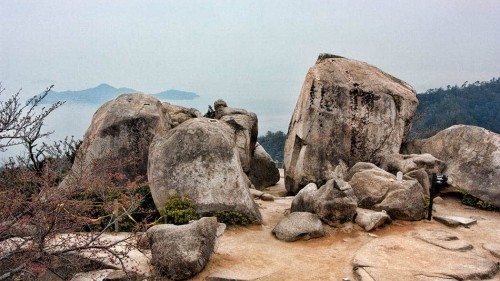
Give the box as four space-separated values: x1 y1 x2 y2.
0 85 153 280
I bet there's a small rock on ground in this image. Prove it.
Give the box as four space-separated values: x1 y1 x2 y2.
272 212 324 242
355 208 391 232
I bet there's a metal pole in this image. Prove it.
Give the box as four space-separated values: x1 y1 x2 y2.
427 173 436 220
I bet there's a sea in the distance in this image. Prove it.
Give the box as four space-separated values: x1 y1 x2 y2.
1 94 295 161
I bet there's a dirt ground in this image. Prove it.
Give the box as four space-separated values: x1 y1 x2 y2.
190 171 500 281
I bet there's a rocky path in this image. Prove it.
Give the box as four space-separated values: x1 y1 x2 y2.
193 173 500 281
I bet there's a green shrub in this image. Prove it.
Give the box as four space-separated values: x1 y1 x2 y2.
461 193 496 211
203 105 216 118
214 210 252 225
161 195 200 225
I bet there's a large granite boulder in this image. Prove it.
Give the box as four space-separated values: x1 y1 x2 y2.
403 125 500 208
60 94 170 189
248 143 280 190
348 163 426 220
214 99 258 173
162 102 201 128
272 212 325 242
291 179 358 227
284 54 418 194
148 118 262 223
147 217 220 280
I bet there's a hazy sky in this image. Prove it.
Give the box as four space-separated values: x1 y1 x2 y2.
1 1 500 105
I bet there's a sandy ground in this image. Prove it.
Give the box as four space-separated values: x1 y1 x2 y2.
190 171 500 281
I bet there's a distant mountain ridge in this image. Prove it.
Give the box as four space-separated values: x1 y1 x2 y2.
42 83 199 104
409 77 500 140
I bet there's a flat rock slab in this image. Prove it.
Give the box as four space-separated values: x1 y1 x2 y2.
433 215 477 227
71 269 115 281
413 229 473 251
353 232 498 281
483 243 500 259
354 267 459 281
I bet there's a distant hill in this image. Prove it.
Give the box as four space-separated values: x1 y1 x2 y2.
155 89 199 100
43 83 138 104
42 83 199 104
258 131 286 163
409 77 500 140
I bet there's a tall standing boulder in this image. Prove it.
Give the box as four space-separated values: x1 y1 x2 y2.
214 99 258 173
284 54 418 194
248 143 280 190
403 125 500 208
60 93 170 189
148 118 262 223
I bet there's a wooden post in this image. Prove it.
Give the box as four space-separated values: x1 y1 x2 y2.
113 199 120 232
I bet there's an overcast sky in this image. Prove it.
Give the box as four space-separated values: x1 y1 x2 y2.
1 0 500 102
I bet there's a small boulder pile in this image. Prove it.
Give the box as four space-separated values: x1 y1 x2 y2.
60 95 281 223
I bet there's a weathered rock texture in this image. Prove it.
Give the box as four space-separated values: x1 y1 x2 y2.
162 102 201 128
60 94 170 189
348 163 426 220
248 143 280 190
284 54 418 194
380 153 445 175
147 217 220 280
353 232 498 281
355 208 391 232
403 125 500 208
148 118 262 223
291 179 358 226
272 212 325 242
215 99 258 173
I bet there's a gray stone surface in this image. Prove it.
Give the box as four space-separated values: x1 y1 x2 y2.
162 102 201 128
148 118 262 223
71 269 115 281
272 212 325 242
403 125 500 208
284 54 418 194
433 215 477 227
215 99 258 173
60 93 170 189
291 179 358 226
344 162 379 182
413 230 473 251
353 232 498 281
348 165 426 220
248 143 280 190
355 208 391 232
380 153 445 175
147 217 220 280
405 168 431 196
483 243 500 259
